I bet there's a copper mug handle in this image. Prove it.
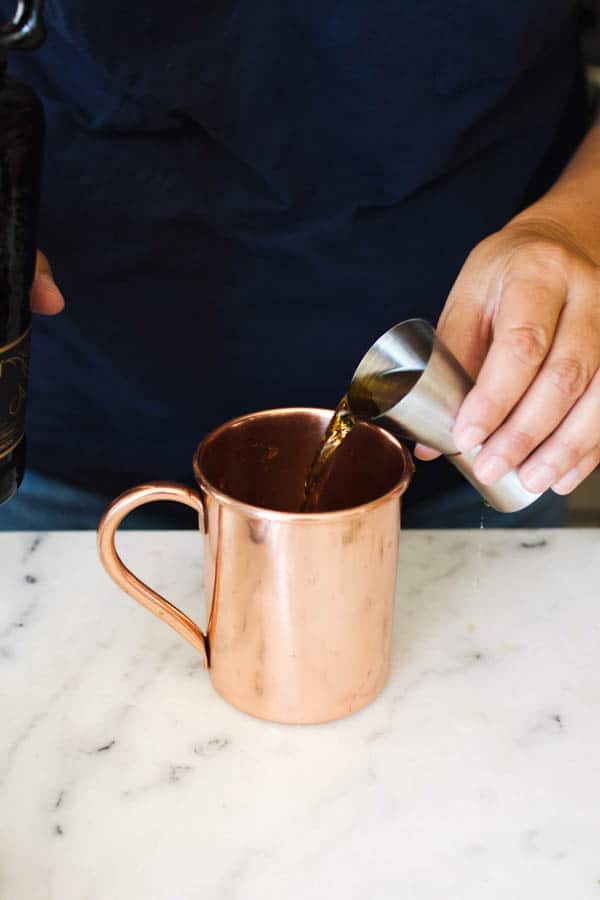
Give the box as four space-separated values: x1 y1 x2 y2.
97 482 209 667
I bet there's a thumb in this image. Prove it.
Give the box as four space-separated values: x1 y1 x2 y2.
415 254 493 462
31 251 65 315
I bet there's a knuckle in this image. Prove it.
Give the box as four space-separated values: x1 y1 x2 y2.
556 437 583 468
501 427 536 460
505 242 570 294
474 389 505 424
503 323 550 367
546 357 588 400
590 445 600 465
524 240 570 273
468 233 496 261
464 243 483 267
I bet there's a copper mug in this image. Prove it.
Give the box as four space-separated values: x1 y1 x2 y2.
97 408 413 724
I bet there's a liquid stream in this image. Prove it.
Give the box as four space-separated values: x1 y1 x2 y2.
301 396 357 512
301 368 421 512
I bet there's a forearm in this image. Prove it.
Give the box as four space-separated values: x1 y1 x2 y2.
512 115 600 261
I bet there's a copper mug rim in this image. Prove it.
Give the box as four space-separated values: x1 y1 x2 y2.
191 406 414 521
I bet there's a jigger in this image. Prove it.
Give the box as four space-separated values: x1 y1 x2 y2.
348 318 542 513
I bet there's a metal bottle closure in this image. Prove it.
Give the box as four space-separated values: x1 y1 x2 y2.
0 2 45 51
348 319 542 514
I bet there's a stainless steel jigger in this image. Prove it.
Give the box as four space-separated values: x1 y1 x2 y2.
348 318 541 513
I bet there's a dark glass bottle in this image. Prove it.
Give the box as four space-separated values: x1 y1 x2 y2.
0 2 45 505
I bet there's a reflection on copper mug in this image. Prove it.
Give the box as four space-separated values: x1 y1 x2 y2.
97 408 413 724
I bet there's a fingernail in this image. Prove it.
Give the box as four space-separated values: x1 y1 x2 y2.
414 444 440 460
552 467 579 495
454 425 486 453
521 463 556 494
476 455 510 485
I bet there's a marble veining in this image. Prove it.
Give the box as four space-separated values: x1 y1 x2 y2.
1 529 600 899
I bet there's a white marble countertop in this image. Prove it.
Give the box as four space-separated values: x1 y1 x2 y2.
1 529 599 900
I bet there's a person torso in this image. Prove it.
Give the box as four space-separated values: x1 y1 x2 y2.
1 0 587 498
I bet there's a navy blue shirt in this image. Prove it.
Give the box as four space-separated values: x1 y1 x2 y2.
3 1 589 501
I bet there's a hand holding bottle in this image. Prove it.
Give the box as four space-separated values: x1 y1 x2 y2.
31 251 64 315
